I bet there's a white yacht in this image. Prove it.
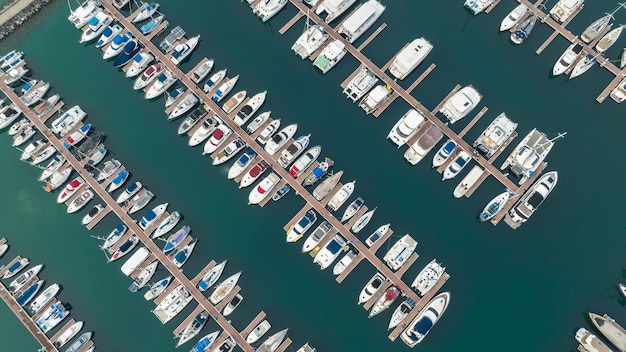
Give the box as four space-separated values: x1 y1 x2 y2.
188 116 220 147
313 170 343 201
313 40 347 74
125 51 154 78
401 292 451 347
549 0 584 23
404 124 443 165
358 272 386 304
212 138 245 166
132 2 159 23
479 190 511 222
315 0 357 23
288 145 321 178
0 106 22 130
67 0 101 29
116 181 142 204
473 112 518 157
48 167 73 191
388 299 415 330
569 52 597 79
464 0 496 15
286 209 317 243
29 283 60 314
313 233 348 269
52 320 81 348
332 250 356 275
500 129 563 182
203 69 227 93
209 272 242 305
203 124 232 155
589 312 626 352
253 0 288 22
343 67 378 102
596 25 624 53
389 38 433 80
102 32 131 59
383 234 418 270
581 14 613 43
151 211 181 239
610 76 626 103
96 23 123 49
506 171 558 227
499 4 528 31
197 260 227 292
257 328 289 352
452 165 483 199
411 259 446 296
387 109 425 147
369 285 401 318
176 311 209 347
246 111 271 134
211 75 239 103
302 221 333 253
170 35 200 66
51 105 87 135
222 90 247 114
168 93 198 120
575 328 613 352
552 43 584 76
337 0 386 43
223 294 243 316
442 150 471 181
80 11 113 43
234 91 267 126
257 119 281 145
359 84 392 114
153 285 194 324
439 85 482 124
227 147 257 179
248 173 280 205
292 23 329 60
265 124 298 155
145 70 178 99
191 59 214 84
133 63 163 90
66 189 94 214
4 65 29 86
239 160 269 189
247 320 271 344
278 134 310 169
327 181 355 211
351 207 376 233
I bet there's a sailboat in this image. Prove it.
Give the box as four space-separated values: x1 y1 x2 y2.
291 10 330 60
580 2 626 43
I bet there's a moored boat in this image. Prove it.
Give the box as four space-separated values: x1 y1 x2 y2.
108 234 139 262
81 204 105 225
506 171 558 228
411 259 446 296
389 38 433 80
101 223 127 250
246 111 271 134
56 177 85 204
9 264 43 293
197 260 227 291
139 203 168 231
16 279 44 306
170 35 200 66
3 257 30 279
233 91 267 126
239 160 269 189
65 331 92 352
342 67 378 102
510 15 536 45
442 150 471 181
383 234 418 270
401 292 451 347
358 272 386 304
29 283 59 313
52 320 83 348
128 190 155 214
341 197 364 223
312 170 343 200
227 147 256 180
499 4 528 31
358 84 392 115
151 210 181 239
351 207 376 233
116 181 142 204
191 59 214 84
439 85 482 123
313 39 347 74
388 298 416 330
549 0 584 23
288 145 321 178
313 233 348 270
315 0 357 23
176 311 209 347
209 271 242 305
326 180 355 211
291 23 330 60
369 285 400 318
66 189 94 214
222 90 247 114
203 124 232 155
191 330 221 352
302 221 333 253
336 0 386 43
248 172 281 205
332 250 356 276
107 169 130 193
479 191 511 222
286 209 317 243
125 51 154 77
473 112 518 157
144 276 172 301
189 115 220 147
265 124 298 156
246 320 271 344
256 328 289 352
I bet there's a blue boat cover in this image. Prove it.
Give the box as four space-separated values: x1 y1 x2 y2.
88 16 99 26
443 141 456 153
414 317 434 335
327 240 342 254
112 170 128 184
112 34 128 45
101 26 112 36
142 210 156 223
133 53 143 63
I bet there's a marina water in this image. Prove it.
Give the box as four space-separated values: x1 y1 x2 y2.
0 0 625 351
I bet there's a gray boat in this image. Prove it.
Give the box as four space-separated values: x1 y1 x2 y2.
66 331 92 352
312 170 343 201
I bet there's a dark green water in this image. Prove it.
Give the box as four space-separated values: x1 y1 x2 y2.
0 0 625 351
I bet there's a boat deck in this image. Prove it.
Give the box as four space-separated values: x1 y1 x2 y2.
173 303 204 336
49 318 76 345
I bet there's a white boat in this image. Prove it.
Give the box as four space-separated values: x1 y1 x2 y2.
30 145 55 166
133 63 163 90
21 82 50 107
256 328 289 352
101 224 127 250
501 129 563 182
302 221 333 253
20 139 47 161
581 14 613 43
29 283 60 314
80 11 113 43
239 160 269 189
473 112 518 157
203 69 227 93
222 90 247 114
369 285 401 318
151 211 181 239
125 51 154 78
120 247 149 276
116 181 143 204
341 197 364 223
383 234 418 270
139 203 168 231
144 276 172 301
575 328 614 352
52 320 83 348
610 76 626 103
0 106 22 130
358 84 392 114
62 123 92 148
256 119 281 145
315 0 357 23
351 207 376 233
4 65 30 85
107 169 130 193
233 91 267 126
389 38 433 80
209 336 236 352
411 259 446 296
313 39 347 74
227 147 256 179
312 170 343 201
288 145 321 178
499 4 528 31
96 23 123 49
286 209 317 243
569 52 597 79
401 292 451 347
132 2 160 23
145 70 178 99
212 138 245 166
33 94 60 118
47 167 73 191
439 85 482 124
178 106 207 135
452 165 483 199
549 0 584 23
103 32 132 59
253 0 288 22
246 320 271 344
265 123 298 155
246 111 271 134
9 264 43 293
96 159 121 182
404 124 443 165
170 35 200 66
248 172 280 205
358 272 386 304
223 293 243 316
332 250 356 275
596 25 624 53
168 93 198 120
209 272 242 305
507 171 558 227
442 150 471 181
188 115 220 147
464 0 496 15
327 181 355 211
2 258 29 279
191 59 214 84
388 299 415 330
619 283 626 300
36 302 68 332
67 0 101 28
140 14 164 34
313 233 348 269
212 75 239 103
337 0 386 43
81 204 104 225
202 124 232 155
302 159 331 186
552 43 584 76
343 67 378 102
387 109 425 147
197 260 227 291
153 284 194 324
172 239 197 269
65 332 91 352
51 105 87 135
129 191 154 214
9 119 30 138
67 189 94 214
176 311 209 347
365 223 389 247
479 191 510 222
291 23 329 60
278 134 311 169
167 88 186 109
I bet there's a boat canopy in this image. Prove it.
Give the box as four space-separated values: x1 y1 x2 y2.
414 316 434 335
88 16 99 26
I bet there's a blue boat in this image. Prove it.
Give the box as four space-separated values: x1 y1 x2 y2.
272 185 291 201
107 169 130 193
2 258 29 279
16 280 44 306
173 240 196 268
163 226 191 253
140 15 164 35
191 330 221 352
113 39 141 67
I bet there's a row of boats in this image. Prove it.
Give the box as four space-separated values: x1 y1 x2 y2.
573 285 626 352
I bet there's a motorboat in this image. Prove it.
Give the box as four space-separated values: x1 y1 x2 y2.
358 84 392 115
510 15 536 45
0 50 23 68
62 123 91 149
286 209 317 243
327 180 355 211
67 0 100 28
139 203 168 231
21 82 50 107
125 51 154 77
108 235 139 262
153 285 193 324
453 165 483 199
223 293 243 316
191 330 221 352
596 25 624 53
162 225 191 254
30 144 55 166
302 221 333 253
9 264 43 293
365 223 390 247
569 52 597 79
107 169 130 193
222 90 247 114
20 139 47 161
191 59 214 84
288 145 321 178
212 138 245 166
228 147 257 179
103 32 131 59
464 0 496 15
256 328 289 352
432 139 456 168
248 172 280 205
168 93 198 120
140 15 164 35
411 259 446 296
332 250 356 275
265 124 298 155
33 94 60 117
178 106 207 135
549 0 584 23
145 70 178 99
101 223 127 250
172 239 197 268
2 258 29 279
133 63 163 90
36 302 69 332
4 65 30 85
439 85 482 123
337 0 386 43
132 2 160 23
312 170 343 200
197 260 227 291
12 127 36 147
80 11 113 43
234 91 267 126
114 38 142 67
358 272 386 304
188 115 220 147
369 285 401 318
151 211 181 239
351 207 376 233
473 112 518 157
81 204 105 225
387 109 425 147
0 106 22 130
116 181 142 204
389 38 433 80
313 39 346 74
610 77 626 103
388 299 416 330
176 310 209 347
246 320 271 344
16 279 44 306
341 197 364 223
144 276 172 301
65 332 92 352
203 68 227 93
589 312 626 352
479 191 510 222
209 272 242 305
47 167 73 191
96 23 123 48
292 23 330 60
67 189 94 214
239 160 269 189
501 129 562 182
313 233 348 270
575 328 614 352
499 4 528 31
246 111 271 134
302 159 332 186
442 150 471 181
128 190 155 214
581 14 612 43
278 135 311 169
29 283 60 313
51 105 86 135
401 292 451 347
96 159 121 182
253 0 289 22
170 35 200 66
343 67 378 102
256 119 281 145
211 336 236 352
315 0 357 23
404 124 443 165
202 124 232 155
383 234 418 270
507 171 558 227
53 321 82 348
211 75 239 103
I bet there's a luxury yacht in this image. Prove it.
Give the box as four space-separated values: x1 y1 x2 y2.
248 172 281 205
4 65 29 86
464 0 495 15
412 259 446 296
312 170 343 201
96 23 123 48
176 311 208 347
203 124 232 155
404 124 443 165
442 150 471 181
0 106 22 130
387 109 425 147
313 233 348 269
212 138 245 166
246 111 271 134
128 260 158 293
125 51 154 78
315 0 357 23
358 272 386 304
500 129 563 182
341 197 364 223
36 302 69 333
359 84 392 114
96 159 121 182
479 191 511 222
10 264 43 293
170 35 200 66
227 147 257 180
191 59 214 84
234 91 267 126
575 328 613 352
286 210 317 243
178 106 207 135
278 134 310 169
610 76 626 103
189 115 220 147
552 43 584 76
343 67 378 102
132 2 160 23
265 124 298 155
473 112 518 157
588 312 626 352
256 119 281 145
337 0 386 43
439 85 482 123
506 171 558 227
80 11 113 43
102 32 131 59
401 292 451 347
549 0 584 23
313 39 347 74
133 63 163 90
291 23 330 60
388 298 416 330
383 234 418 270
499 4 528 31
198 260 227 292
302 160 332 187
327 181 355 211
302 221 333 253
39 155 66 182
239 160 269 189
222 90 247 114
145 70 178 99
253 0 288 22
47 167 73 191
389 38 433 80
223 293 243 316
369 285 401 318
332 250 356 275
168 93 198 120
246 320 271 344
